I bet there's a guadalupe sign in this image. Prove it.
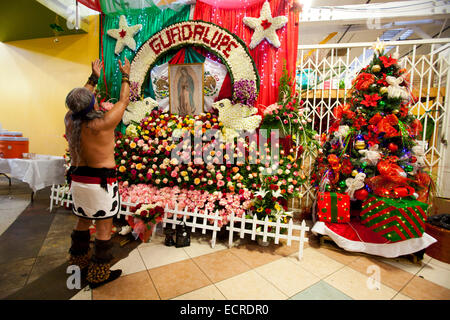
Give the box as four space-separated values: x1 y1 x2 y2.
130 20 259 97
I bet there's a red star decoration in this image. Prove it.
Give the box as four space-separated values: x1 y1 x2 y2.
261 19 272 30
119 29 127 38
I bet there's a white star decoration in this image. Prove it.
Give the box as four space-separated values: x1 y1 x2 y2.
243 1 288 49
107 15 142 55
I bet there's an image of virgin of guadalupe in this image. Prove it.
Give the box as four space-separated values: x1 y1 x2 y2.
177 67 195 117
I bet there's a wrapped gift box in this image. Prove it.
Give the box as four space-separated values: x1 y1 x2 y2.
317 192 350 223
361 195 429 242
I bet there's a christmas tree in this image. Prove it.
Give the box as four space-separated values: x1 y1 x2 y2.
313 42 432 204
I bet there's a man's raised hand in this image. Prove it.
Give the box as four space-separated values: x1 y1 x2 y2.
92 59 103 78
118 57 131 76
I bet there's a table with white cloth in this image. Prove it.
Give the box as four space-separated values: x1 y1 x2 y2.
0 155 66 200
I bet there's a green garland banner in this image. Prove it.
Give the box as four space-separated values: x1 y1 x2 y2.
98 5 191 100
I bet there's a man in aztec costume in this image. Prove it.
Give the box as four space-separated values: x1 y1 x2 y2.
64 58 131 288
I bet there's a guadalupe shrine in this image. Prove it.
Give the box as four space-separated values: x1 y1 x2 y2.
1 0 449 301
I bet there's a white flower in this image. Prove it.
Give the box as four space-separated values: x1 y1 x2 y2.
272 189 282 198
255 188 269 198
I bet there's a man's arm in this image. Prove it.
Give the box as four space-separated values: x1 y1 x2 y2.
95 58 131 130
84 59 103 92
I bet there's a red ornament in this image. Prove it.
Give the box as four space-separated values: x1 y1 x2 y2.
388 143 398 152
354 189 369 201
410 156 417 163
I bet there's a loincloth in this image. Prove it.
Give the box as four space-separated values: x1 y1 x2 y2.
68 166 120 220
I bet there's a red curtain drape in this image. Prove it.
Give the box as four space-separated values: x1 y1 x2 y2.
77 0 102 12
193 0 299 114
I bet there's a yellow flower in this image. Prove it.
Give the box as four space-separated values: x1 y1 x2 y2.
136 163 142 170
274 204 281 211
145 130 149 134
181 171 188 177
257 207 263 213
194 178 200 185
130 142 137 149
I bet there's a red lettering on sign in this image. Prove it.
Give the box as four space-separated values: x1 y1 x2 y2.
170 26 181 43
223 40 238 58
182 25 193 41
202 27 211 44
210 31 223 48
193 25 206 41
217 35 230 52
159 31 173 49
149 37 162 55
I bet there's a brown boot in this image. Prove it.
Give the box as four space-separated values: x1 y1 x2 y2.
86 239 122 289
68 230 91 271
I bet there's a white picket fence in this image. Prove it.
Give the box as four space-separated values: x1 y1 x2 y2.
49 184 72 211
162 204 223 248
226 213 309 261
49 184 309 258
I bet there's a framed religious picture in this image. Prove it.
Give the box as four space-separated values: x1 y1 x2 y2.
169 63 204 117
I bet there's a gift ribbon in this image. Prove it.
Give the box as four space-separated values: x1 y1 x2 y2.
330 192 338 222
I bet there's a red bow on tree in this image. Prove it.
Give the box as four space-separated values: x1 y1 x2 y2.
378 114 399 138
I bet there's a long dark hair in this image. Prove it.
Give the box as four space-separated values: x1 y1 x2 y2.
65 88 104 165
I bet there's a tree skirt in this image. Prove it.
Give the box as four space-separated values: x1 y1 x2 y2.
311 219 437 258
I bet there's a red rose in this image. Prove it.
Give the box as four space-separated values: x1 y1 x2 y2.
265 208 271 214
140 210 148 217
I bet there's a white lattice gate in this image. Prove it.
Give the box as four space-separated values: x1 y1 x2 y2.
294 38 450 212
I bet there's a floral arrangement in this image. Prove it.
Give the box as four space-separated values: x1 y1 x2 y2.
119 184 251 227
127 203 164 242
113 100 311 227
129 20 259 98
261 65 320 160
232 79 257 107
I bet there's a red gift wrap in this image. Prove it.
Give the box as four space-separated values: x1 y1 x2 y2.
317 192 350 223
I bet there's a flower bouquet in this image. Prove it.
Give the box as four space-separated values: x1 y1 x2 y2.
127 203 164 242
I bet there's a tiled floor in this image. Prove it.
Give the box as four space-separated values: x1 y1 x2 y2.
1 177 450 300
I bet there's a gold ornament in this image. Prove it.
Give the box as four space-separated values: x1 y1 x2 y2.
372 64 381 73
380 87 388 95
355 140 366 150
352 170 358 177
392 109 399 114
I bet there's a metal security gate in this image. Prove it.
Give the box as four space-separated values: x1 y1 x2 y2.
292 38 450 214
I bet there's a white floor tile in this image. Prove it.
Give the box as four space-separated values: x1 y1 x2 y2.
112 248 147 276
417 261 450 290
138 242 190 269
70 286 92 300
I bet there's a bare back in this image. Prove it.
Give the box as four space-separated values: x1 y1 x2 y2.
65 112 116 169
80 120 116 168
